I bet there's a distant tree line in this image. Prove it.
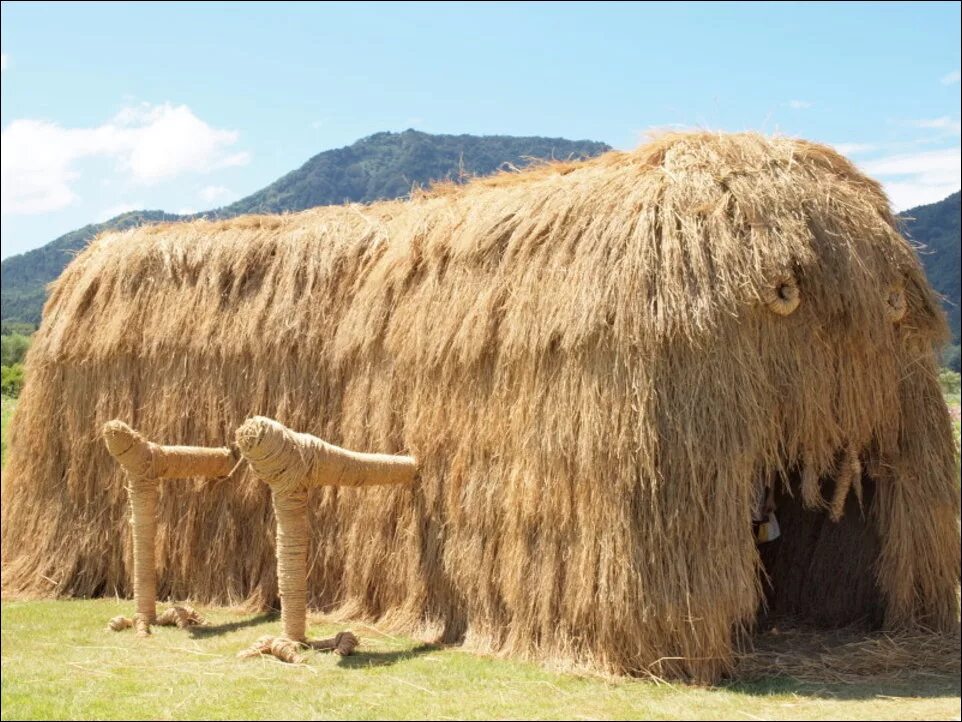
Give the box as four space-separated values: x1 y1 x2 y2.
943 344 961 373
1 322 33 397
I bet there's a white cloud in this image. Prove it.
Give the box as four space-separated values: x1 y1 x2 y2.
859 147 961 211
175 207 197 215
97 202 144 222
199 185 232 204
941 70 961 85
831 142 877 156
910 116 961 134
1 102 249 215
1 54 7 72
860 147 960 177
881 180 960 211
787 100 813 110
112 103 250 182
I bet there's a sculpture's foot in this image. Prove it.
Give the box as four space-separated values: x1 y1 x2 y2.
156 605 204 628
133 613 152 637
237 635 307 664
104 613 152 636
107 605 202 636
238 631 359 663
106 615 133 632
308 631 359 656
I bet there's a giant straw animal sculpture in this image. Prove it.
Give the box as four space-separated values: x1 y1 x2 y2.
102 420 237 636
235 416 417 662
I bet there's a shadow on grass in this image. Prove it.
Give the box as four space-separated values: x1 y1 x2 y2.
723 671 960 701
336 643 439 669
189 611 279 639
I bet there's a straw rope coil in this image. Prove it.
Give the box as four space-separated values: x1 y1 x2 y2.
761 275 801 316
238 636 307 664
107 605 204 635
107 616 132 632
885 285 907 323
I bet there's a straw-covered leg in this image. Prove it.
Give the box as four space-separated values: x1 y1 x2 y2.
102 420 235 635
235 415 415 662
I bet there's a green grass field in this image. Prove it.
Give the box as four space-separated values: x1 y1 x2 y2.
1 599 959 721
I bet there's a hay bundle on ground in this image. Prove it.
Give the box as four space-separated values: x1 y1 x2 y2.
2 132 958 682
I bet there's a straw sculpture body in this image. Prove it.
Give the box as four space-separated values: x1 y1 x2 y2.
235 415 416 660
3 132 959 681
102 420 235 635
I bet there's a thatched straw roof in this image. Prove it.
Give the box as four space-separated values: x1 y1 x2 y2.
3 132 958 681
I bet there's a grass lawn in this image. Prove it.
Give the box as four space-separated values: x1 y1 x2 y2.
1 599 959 721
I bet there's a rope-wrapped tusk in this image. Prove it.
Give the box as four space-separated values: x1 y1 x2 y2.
235 416 417 495
102 420 234 634
800 455 823 510
235 416 413 662
830 444 862 522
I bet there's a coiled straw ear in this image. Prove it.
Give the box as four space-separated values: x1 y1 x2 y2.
761 275 801 316
884 283 907 323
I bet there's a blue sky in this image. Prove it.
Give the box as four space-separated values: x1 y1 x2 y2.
2 1 960 259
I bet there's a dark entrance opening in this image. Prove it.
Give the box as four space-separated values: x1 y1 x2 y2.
757 470 885 629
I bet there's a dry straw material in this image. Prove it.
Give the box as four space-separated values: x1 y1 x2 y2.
101 420 231 634
2 132 959 681
235 415 409 659
735 626 961 683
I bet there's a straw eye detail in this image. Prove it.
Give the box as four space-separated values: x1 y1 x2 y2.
885 284 906 323
762 275 801 316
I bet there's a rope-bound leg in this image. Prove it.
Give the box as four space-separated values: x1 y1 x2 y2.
235 415 414 663
102 420 236 635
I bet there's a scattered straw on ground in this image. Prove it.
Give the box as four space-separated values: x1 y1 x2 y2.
735 626 962 684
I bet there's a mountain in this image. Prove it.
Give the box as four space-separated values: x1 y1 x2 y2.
219 130 610 216
0 130 610 325
899 191 961 346
1 211 183 326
